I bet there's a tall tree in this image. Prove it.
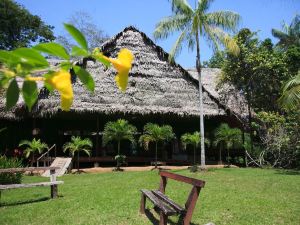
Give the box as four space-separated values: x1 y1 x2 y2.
139 123 175 169
272 14 300 50
0 0 55 50
19 138 48 167
154 0 240 168
56 11 108 52
102 119 137 170
63 136 92 173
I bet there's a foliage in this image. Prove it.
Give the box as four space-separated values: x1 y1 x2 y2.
213 123 242 166
222 30 290 112
63 136 92 172
139 123 175 168
250 111 300 168
280 71 300 110
102 119 137 170
0 155 23 184
203 51 226 68
0 0 55 50
19 138 48 167
271 14 300 50
56 11 108 52
0 23 133 111
181 131 209 167
154 0 240 168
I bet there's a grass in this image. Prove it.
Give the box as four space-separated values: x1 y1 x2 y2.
0 168 299 225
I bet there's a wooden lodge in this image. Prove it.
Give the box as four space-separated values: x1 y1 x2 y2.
0 26 248 167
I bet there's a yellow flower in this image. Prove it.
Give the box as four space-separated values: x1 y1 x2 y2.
102 48 134 92
26 76 45 82
45 70 73 111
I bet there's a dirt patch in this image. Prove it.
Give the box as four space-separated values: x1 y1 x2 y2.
75 164 234 174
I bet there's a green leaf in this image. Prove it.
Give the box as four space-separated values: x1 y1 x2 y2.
22 80 38 111
13 48 49 69
73 65 95 92
6 78 19 110
64 23 88 51
93 54 111 68
71 46 89 57
60 61 72 71
0 50 21 67
33 43 70 60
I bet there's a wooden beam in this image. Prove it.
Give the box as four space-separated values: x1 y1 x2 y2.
159 171 205 188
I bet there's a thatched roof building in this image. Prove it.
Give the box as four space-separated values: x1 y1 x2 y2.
0 26 246 122
0 26 248 164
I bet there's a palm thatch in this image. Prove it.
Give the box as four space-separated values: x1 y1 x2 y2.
0 26 246 123
187 68 248 121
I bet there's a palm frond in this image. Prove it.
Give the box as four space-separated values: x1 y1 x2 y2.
168 30 187 62
102 119 137 146
154 14 190 40
206 11 241 32
205 26 240 55
280 72 300 110
170 0 193 15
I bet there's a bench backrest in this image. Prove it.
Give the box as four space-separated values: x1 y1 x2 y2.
158 171 205 223
160 171 205 187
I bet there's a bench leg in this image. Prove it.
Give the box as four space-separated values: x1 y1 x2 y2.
140 193 146 214
51 184 58 198
159 212 167 225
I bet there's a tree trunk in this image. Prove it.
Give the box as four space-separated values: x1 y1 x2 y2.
117 141 120 169
219 146 222 165
196 30 205 168
155 142 158 169
77 151 79 172
31 153 34 167
193 145 196 166
227 148 230 167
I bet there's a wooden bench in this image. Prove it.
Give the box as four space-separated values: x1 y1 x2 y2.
140 171 205 225
0 167 63 199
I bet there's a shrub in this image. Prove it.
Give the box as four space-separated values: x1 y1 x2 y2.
0 155 23 184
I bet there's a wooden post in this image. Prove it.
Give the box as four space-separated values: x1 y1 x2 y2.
184 186 200 225
159 176 167 193
159 212 167 225
140 193 146 214
50 169 58 198
96 117 99 157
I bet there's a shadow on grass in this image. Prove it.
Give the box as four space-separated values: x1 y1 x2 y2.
0 196 51 207
274 169 300 176
144 209 199 225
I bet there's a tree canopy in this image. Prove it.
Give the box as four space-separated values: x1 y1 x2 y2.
0 0 55 50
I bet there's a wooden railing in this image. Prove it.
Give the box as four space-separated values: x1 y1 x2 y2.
37 144 56 167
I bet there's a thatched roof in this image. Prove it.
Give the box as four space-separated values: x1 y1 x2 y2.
187 68 249 120
0 26 246 122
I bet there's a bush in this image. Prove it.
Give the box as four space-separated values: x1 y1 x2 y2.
0 156 23 184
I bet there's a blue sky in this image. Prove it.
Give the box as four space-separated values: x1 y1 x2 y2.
16 0 300 68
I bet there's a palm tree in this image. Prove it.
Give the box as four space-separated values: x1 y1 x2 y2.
154 0 240 168
272 14 300 49
213 123 242 167
139 123 175 168
181 131 210 166
19 138 48 167
102 119 137 170
63 136 93 172
279 71 300 110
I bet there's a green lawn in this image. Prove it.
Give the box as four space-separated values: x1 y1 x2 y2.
0 168 299 225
